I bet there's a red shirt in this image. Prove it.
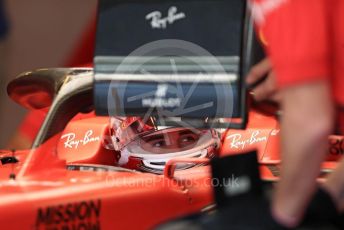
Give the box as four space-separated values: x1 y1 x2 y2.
251 0 344 105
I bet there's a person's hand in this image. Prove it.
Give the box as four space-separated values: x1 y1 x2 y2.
246 58 281 102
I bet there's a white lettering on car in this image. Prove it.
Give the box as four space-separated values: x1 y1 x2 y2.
61 130 101 149
226 130 268 150
271 129 280 136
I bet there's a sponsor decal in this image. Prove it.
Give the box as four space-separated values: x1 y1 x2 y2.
270 129 280 136
146 6 186 29
141 84 181 108
329 137 344 155
36 200 101 230
142 98 181 108
226 130 268 150
61 130 101 149
155 84 168 97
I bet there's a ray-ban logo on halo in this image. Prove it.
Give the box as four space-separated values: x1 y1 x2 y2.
145 6 186 29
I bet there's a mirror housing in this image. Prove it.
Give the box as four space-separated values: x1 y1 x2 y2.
7 68 90 110
7 68 93 148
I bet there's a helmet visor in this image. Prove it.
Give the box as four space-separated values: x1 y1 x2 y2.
139 128 202 154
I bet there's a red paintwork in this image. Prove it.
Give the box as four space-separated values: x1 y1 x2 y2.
57 117 117 165
0 105 341 229
0 132 213 230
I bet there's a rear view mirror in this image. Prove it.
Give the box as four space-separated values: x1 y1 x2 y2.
7 68 93 147
7 68 90 110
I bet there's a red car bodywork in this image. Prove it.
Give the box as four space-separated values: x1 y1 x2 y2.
0 96 341 230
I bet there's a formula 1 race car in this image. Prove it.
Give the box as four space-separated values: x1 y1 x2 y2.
0 68 340 230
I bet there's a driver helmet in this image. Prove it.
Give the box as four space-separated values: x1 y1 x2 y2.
110 117 220 173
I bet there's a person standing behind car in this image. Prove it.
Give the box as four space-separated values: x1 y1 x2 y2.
246 0 344 228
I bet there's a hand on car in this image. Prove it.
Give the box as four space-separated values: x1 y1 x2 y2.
246 58 281 102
